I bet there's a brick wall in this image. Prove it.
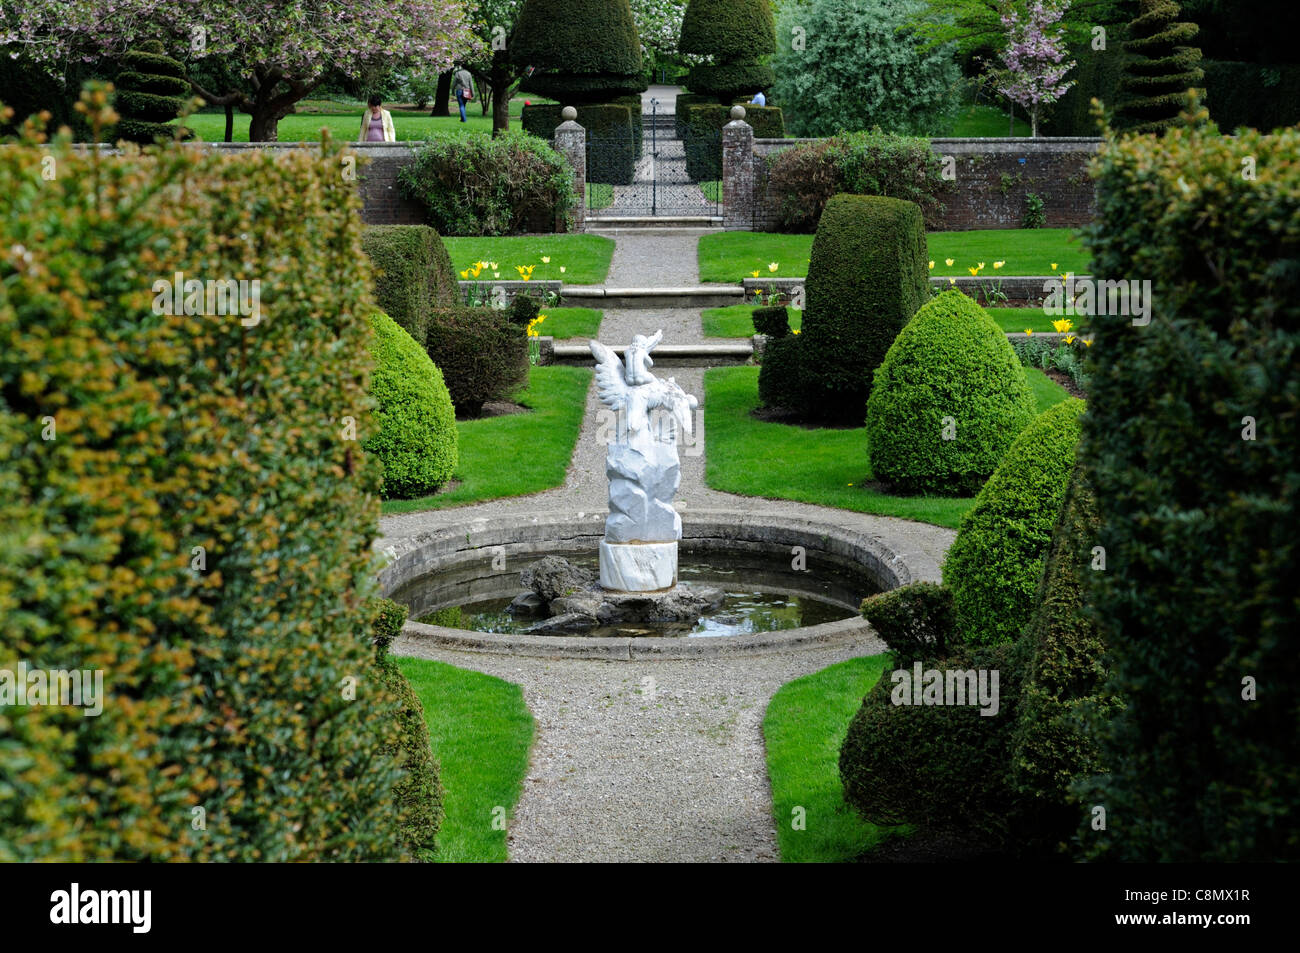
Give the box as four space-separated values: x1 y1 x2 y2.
749 136 1102 232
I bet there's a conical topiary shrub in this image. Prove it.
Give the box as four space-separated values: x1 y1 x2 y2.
114 39 190 142
867 290 1037 495
1116 0 1204 134
942 398 1087 647
788 192 929 423
513 0 647 104
679 0 776 104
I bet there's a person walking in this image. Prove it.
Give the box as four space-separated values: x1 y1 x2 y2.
452 67 475 122
359 95 396 142
750 90 766 106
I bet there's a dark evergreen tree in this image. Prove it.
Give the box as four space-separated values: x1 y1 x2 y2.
679 0 776 104
513 0 647 104
114 39 190 142
1116 0 1204 133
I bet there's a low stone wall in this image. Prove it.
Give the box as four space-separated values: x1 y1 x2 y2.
748 136 1102 232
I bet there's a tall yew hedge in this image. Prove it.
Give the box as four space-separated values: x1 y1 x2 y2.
0 94 410 861
1078 104 1300 861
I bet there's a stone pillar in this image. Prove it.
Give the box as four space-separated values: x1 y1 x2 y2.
553 107 586 233
722 105 755 231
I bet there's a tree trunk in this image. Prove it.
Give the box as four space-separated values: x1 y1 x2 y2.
1009 103 1015 136
1031 105 1039 138
491 52 513 136
224 104 234 142
248 108 281 142
432 71 451 117
480 81 491 116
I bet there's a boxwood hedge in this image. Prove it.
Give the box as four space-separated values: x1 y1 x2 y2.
867 290 1036 495
364 311 458 499
360 225 458 345
425 307 529 417
942 398 1086 647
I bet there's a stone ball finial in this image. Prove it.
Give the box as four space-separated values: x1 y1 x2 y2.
730 105 746 121
561 106 577 121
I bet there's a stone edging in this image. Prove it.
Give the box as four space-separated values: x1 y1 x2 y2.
378 508 934 660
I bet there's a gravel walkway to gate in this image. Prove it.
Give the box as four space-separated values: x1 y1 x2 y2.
384 227 956 863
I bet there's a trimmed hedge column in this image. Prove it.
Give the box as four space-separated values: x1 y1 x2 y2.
553 108 586 232
722 107 754 229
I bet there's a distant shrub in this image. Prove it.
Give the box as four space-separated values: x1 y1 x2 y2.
398 132 576 236
942 399 1086 646
364 312 458 499
755 334 802 412
683 102 785 180
751 305 789 338
867 290 1036 494
113 41 189 143
680 0 777 104
360 225 458 345
765 131 951 233
425 307 529 416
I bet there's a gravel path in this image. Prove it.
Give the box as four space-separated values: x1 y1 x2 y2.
383 227 956 863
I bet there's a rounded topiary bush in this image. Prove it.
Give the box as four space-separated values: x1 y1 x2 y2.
942 398 1087 646
364 311 458 498
680 0 777 103
114 40 190 142
514 0 646 103
867 290 1037 495
839 640 1026 842
425 307 529 417
799 193 929 422
360 225 458 346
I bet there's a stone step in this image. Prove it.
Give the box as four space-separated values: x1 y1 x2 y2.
584 215 723 229
550 341 752 367
562 284 742 309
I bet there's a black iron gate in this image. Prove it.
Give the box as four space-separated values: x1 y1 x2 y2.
586 98 721 218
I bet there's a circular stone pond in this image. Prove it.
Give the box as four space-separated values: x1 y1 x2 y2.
376 509 926 659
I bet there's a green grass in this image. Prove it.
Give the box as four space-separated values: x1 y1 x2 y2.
764 655 901 862
534 307 602 340
697 228 1089 283
703 365 1070 529
444 235 614 285
701 304 802 338
173 98 543 142
939 103 1032 138
396 657 534 863
987 307 1055 333
382 365 590 514
587 183 615 211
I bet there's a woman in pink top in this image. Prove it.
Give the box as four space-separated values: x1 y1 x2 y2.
359 95 396 142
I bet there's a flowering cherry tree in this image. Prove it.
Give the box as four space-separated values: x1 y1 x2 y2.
993 0 1077 136
2 0 480 140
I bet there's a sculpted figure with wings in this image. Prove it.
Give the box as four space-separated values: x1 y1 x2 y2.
589 331 699 544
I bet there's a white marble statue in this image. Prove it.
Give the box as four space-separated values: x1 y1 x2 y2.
590 331 699 591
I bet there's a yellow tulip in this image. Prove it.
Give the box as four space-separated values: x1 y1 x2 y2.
993 261 1004 269
1050 263 1058 270
459 269 469 279
791 328 801 335
1052 318 1073 334
978 261 985 269
1025 329 1034 336
1083 337 1093 347
541 256 551 264
945 258 954 266
490 261 499 269
948 277 956 285
537 315 546 323
928 260 935 269
968 266 981 276
559 266 566 274
768 262 778 272
750 270 761 278
1064 333 1076 344
493 271 500 278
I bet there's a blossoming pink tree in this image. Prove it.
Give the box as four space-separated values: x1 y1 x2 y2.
993 0 1077 137
2 0 480 140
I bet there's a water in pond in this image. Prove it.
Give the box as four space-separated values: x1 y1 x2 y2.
390 548 881 638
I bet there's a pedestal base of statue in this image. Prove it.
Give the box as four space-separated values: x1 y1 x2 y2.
599 540 678 592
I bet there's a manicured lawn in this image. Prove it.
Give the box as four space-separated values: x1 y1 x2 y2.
173 98 544 142
764 655 902 862
701 304 802 338
587 183 615 211
536 307 602 340
382 365 590 514
987 307 1055 333
444 234 615 285
939 103 1031 138
697 228 1089 283
703 365 1070 529
396 657 534 863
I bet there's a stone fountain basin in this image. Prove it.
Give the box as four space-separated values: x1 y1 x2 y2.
376 509 924 660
